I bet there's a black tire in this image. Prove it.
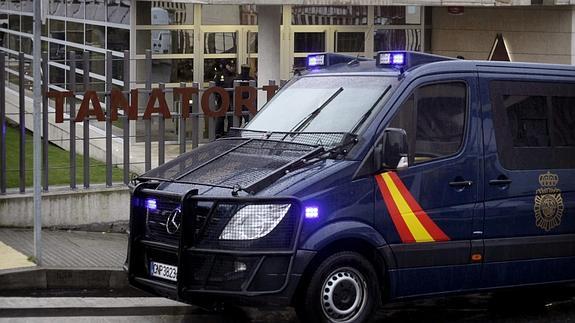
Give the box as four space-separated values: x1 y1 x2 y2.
295 251 381 323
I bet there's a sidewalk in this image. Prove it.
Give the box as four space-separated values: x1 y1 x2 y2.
0 228 126 270
0 228 130 292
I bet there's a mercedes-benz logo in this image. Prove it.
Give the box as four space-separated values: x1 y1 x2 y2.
166 208 182 234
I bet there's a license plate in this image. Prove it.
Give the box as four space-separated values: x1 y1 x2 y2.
150 261 178 282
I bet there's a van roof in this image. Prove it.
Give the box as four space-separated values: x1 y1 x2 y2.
305 57 575 78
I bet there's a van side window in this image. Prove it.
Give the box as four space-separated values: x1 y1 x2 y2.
389 82 467 165
490 81 575 169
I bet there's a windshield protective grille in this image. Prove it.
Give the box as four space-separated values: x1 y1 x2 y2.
139 138 325 189
228 129 350 148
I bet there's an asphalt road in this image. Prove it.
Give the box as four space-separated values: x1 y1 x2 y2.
1 286 574 323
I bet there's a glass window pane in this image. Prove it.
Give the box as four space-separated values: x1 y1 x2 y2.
552 97 575 147
86 24 105 48
137 58 194 83
247 31 257 54
137 29 194 55
107 0 130 25
86 0 106 22
335 32 364 52
67 0 85 19
375 6 421 25
292 6 367 25
138 1 194 25
90 51 105 76
202 5 240 25
8 34 19 51
294 32 325 53
203 58 236 83
21 37 32 55
9 0 20 11
21 15 33 34
107 27 129 52
0 1 7 10
49 65 66 87
204 32 237 54
8 15 19 31
293 57 307 71
374 29 421 52
506 96 550 147
390 83 467 164
21 0 32 12
50 0 66 17
49 42 65 62
66 22 84 45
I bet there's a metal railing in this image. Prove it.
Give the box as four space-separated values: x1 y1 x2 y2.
0 49 280 195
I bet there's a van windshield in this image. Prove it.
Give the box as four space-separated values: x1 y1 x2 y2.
245 76 396 134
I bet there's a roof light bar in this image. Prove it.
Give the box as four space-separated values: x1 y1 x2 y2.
376 51 454 70
306 53 370 69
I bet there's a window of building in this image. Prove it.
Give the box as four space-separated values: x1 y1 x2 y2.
374 29 421 52
66 21 84 45
8 14 19 31
374 6 421 25
137 1 194 25
20 15 32 34
204 32 237 54
292 6 367 25
335 32 364 53
137 58 194 84
107 27 129 52
50 0 66 17
0 1 7 11
389 82 467 165
86 24 105 48
107 0 130 25
85 0 106 22
9 0 20 11
202 5 258 25
21 0 32 12
247 31 257 54
294 32 325 53
490 81 575 169
67 0 85 19
137 29 193 55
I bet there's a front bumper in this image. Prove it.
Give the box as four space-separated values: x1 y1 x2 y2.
127 183 312 308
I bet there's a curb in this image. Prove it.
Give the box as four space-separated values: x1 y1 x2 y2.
0 267 131 292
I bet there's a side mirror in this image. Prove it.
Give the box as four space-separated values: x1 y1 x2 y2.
375 128 409 171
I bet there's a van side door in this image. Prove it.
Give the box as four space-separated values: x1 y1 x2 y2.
373 74 484 298
479 74 575 287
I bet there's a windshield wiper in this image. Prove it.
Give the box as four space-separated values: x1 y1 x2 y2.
289 87 344 133
350 85 392 134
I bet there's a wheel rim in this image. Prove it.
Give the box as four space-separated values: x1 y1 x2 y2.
320 267 368 322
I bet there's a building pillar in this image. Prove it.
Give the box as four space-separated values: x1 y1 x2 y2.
572 7 575 65
257 5 282 109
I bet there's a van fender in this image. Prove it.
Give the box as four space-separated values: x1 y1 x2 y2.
300 220 388 251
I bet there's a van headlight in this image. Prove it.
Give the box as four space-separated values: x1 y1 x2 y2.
219 204 292 240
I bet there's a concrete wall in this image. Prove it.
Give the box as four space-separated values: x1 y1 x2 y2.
431 7 574 64
0 186 129 228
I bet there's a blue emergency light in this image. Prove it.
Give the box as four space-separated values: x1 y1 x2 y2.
306 53 370 69
146 198 157 210
376 51 453 70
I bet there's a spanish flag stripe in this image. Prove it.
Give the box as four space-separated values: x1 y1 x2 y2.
388 173 450 241
375 174 415 243
382 174 434 243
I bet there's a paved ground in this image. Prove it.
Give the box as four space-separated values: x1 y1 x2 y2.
0 229 126 269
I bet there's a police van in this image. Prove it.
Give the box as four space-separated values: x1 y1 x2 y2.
126 51 575 323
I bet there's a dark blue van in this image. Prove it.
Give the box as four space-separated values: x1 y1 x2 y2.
126 51 575 323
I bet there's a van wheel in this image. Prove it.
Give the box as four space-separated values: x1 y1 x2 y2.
295 251 379 323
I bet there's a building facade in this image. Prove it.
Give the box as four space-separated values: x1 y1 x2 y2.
1 1 575 142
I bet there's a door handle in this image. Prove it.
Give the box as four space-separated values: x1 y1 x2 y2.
449 180 473 187
489 179 512 186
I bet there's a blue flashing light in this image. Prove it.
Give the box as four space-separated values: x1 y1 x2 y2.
305 206 319 219
307 54 326 68
146 198 157 210
392 53 405 65
376 51 454 69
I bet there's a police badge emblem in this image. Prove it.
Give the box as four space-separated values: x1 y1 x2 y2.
534 172 564 231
